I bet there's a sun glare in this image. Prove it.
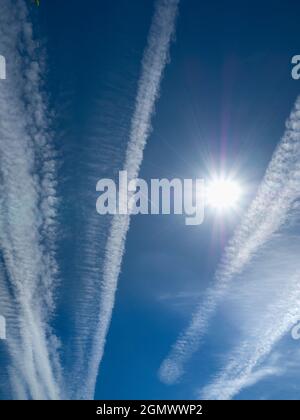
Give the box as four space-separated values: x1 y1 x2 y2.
206 178 242 211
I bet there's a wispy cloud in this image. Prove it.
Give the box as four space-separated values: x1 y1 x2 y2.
201 365 284 400
0 0 61 399
159 96 300 385
200 266 300 399
76 0 180 399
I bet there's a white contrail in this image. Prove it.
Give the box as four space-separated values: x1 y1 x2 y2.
77 0 179 399
201 268 300 400
0 0 61 399
201 366 283 400
159 95 300 384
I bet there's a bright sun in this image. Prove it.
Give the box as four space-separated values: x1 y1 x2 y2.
206 178 242 211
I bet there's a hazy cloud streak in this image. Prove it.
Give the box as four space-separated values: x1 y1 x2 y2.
159 96 300 384
201 268 300 399
0 0 61 399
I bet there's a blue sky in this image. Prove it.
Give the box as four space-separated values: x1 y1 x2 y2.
1 0 300 400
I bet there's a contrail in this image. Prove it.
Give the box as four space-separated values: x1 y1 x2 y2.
0 0 61 399
201 267 300 400
78 0 179 399
159 95 300 384
201 365 284 400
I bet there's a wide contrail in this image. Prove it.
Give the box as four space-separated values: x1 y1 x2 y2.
0 0 61 399
78 0 179 399
201 264 300 400
159 95 300 384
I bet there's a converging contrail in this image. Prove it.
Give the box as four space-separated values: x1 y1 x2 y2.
200 267 300 400
0 0 61 399
159 95 300 385
79 0 179 399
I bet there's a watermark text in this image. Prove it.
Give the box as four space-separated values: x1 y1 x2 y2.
96 171 205 226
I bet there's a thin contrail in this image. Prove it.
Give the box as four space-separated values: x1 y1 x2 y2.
159 95 300 384
79 0 179 399
0 0 60 399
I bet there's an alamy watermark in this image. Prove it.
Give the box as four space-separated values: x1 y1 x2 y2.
292 55 300 80
96 171 205 226
0 54 6 80
0 316 6 340
0 55 5 339
291 321 300 340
